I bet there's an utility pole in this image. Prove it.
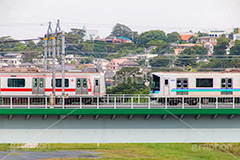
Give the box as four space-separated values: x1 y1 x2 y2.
51 32 56 96
43 20 65 106
56 19 61 57
43 35 47 71
44 22 52 71
62 30 65 97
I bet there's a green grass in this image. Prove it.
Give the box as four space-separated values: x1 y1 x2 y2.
3 153 21 155
1 143 240 159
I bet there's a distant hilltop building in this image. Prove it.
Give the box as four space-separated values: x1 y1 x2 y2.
82 25 99 41
94 36 132 44
180 32 198 42
234 33 240 41
209 30 228 37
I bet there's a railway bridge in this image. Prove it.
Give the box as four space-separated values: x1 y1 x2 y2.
0 94 240 143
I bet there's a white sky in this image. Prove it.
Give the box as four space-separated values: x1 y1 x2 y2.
0 0 240 39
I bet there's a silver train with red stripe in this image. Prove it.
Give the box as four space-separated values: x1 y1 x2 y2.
0 68 106 96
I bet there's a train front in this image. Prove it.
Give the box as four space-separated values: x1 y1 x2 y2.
149 73 160 98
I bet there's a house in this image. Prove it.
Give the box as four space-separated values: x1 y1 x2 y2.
4 53 22 59
196 36 218 45
65 64 79 70
19 62 35 68
234 33 240 41
32 58 59 66
65 54 85 64
108 58 127 71
82 67 98 72
209 30 228 37
122 54 158 61
174 44 200 55
93 58 109 70
85 63 94 68
82 25 99 41
180 32 198 42
204 42 214 55
122 54 138 61
2 58 22 67
118 60 139 70
0 62 8 68
104 69 115 87
2 52 23 67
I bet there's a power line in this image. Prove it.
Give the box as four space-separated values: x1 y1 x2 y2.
0 38 40 43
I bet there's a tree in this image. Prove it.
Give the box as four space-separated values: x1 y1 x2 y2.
175 46 207 68
234 28 239 34
65 28 85 44
176 55 197 68
93 40 107 52
109 23 138 41
230 40 240 55
213 37 230 55
149 56 170 67
183 45 208 56
228 32 234 39
136 30 167 47
146 40 169 54
167 32 180 43
197 31 208 37
70 60 76 64
81 40 93 52
115 67 140 78
137 59 146 66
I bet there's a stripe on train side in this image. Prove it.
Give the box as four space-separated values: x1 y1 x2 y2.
171 88 240 92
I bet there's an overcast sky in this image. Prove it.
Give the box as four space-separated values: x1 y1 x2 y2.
0 0 240 40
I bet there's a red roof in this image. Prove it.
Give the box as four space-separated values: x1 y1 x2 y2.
181 35 192 41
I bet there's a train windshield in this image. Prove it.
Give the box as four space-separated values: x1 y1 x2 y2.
151 75 160 90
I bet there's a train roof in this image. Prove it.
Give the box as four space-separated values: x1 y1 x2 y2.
151 69 240 75
0 68 100 74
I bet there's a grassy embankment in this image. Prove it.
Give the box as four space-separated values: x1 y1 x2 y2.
0 143 240 160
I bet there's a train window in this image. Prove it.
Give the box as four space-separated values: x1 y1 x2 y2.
95 80 99 86
177 79 181 88
221 79 226 88
33 78 37 87
228 79 232 87
165 79 168 85
183 79 188 88
8 79 25 87
196 78 213 87
65 79 69 87
151 75 160 90
77 79 81 88
39 78 44 88
51 79 69 87
83 79 87 88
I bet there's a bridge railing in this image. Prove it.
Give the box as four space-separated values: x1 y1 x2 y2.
0 95 238 109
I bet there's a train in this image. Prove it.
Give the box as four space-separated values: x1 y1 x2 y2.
149 70 240 105
0 68 106 96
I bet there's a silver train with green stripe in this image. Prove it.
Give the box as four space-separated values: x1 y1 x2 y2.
149 70 239 105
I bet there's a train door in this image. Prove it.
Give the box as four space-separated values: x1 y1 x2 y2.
163 78 170 95
32 78 45 94
76 78 81 94
75 78 88 95
82 78 88 94
176 78 188 95
94 78 100 94
221 78 232 95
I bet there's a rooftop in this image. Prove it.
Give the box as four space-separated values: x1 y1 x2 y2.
197 36 217 39
119 60 139 66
